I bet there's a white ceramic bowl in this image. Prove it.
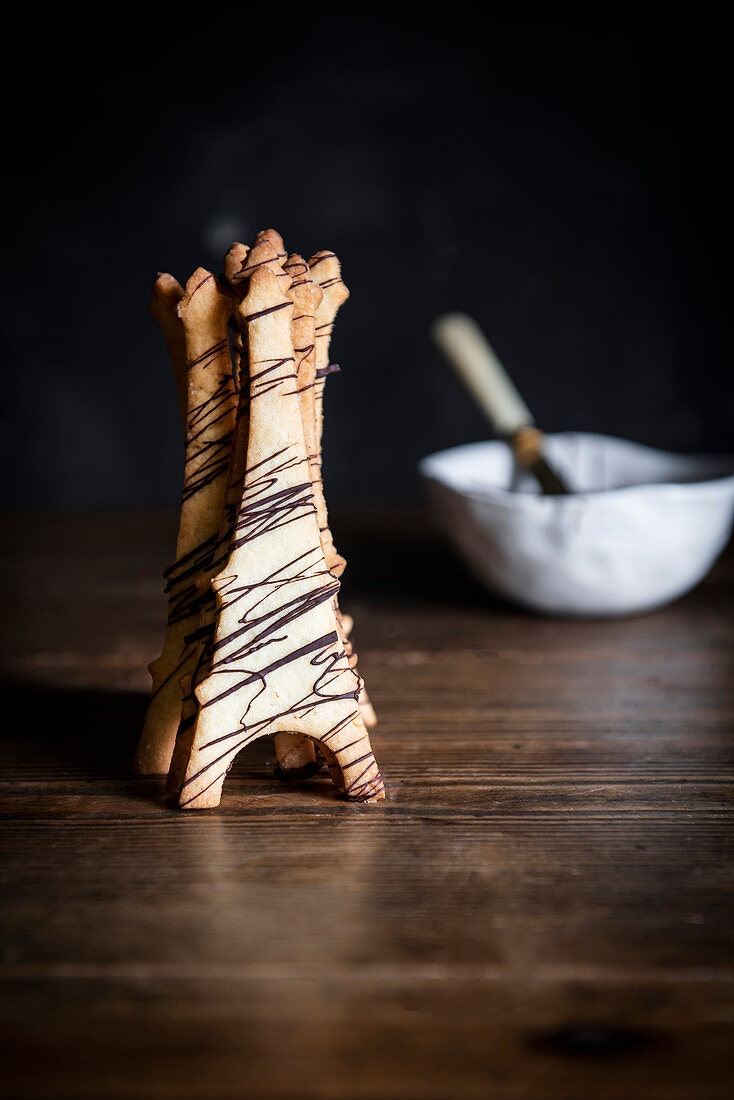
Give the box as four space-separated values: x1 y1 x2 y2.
419 432 734 617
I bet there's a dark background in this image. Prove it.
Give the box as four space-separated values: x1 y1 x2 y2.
3 8 732 507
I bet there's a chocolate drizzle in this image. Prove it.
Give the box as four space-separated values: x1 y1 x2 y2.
315 362 340 378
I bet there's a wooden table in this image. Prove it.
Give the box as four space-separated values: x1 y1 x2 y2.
1 510 732 1099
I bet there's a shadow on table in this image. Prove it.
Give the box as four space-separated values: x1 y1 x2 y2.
0 676 325 808
1 676 148 773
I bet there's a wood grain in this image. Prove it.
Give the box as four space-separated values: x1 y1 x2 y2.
0 509 732 1099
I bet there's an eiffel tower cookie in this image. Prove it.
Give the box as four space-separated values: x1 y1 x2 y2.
134 269 237 775
269 253 325 778
174 260 384 808
165 236 290 794
308 252 377 729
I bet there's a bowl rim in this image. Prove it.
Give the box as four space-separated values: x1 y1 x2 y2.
418 433 734 508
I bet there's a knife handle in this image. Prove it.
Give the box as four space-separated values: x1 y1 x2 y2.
431 313 533 437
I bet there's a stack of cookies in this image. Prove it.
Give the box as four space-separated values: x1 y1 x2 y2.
134 229 384 808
